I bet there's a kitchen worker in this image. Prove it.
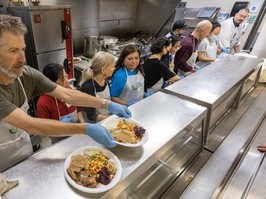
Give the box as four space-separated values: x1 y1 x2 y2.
161 35 181 70
174 20 213 76
37 63 84 144
144 37 180 92
110 45 147 107
218 8 249 54
78 51 115 123
0 14 131 172
166 19 188 38
257 144 266 152
196 21 222 68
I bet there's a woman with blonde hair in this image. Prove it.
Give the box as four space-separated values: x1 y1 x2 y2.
78 51 115 123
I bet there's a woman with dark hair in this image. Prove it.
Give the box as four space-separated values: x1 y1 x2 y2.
110 45 146 107
196 21 222 67
144 37 180 92
37 63 83 143
161 35 181 69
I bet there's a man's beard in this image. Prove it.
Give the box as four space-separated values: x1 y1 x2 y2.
0 62 24 78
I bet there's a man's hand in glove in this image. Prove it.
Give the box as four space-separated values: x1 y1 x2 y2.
86 124 117 148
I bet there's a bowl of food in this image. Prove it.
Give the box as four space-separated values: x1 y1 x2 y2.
30 0 41 6
73 57 81 64
64 146 122 193
102 118 148 147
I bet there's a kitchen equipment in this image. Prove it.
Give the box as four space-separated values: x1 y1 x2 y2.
7 5 74 78
217 12 230 23
11 0 24 6
100 36 118 46
30 0 40 6
84 36 103 58
197 7 220 19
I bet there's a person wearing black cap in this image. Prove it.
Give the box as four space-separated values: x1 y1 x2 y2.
166 19 188 38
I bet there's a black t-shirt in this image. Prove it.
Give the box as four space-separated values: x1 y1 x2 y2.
143 58 176 90
79 79 109 123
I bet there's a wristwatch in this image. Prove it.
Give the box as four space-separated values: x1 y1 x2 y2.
101 99 107 109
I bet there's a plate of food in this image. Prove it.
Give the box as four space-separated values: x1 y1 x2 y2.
102 118 148 147
73 57 81 64
64 146 122 193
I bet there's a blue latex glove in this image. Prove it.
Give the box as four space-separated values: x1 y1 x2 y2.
60 115 74 123
222 48 230 54
194 65 202 70
86 124 117 148
127 100 138 107
143 91 153 98
162 81 169 88
108 102 132 118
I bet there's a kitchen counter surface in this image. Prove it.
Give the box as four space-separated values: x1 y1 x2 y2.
164 55 262 108
2 92 207 199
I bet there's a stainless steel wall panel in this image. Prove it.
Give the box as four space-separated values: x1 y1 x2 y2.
99 0 137 20
209 86 241 129
99 19 135 36
135 0 181 35
241 66 262 99
98 0 137 36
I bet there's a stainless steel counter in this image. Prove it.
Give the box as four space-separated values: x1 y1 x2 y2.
163 55 263 142
2 92 207 199
179 87 266 199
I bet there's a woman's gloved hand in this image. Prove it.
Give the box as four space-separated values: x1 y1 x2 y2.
162 80 169 88
194 65 202 70
127 100 138 107
108 102 132 118
86 124 117 148
222 48 230 54
60 115 74 123
143 91 153 98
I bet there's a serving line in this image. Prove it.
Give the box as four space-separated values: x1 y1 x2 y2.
3 92 207 199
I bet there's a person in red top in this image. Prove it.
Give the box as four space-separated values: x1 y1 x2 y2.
37 63 84 143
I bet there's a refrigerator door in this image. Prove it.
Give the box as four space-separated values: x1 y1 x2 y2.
36 50 66 72
30 9 65 53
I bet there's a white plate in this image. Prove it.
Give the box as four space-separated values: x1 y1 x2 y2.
73 57 81 64
64 146 122 193
102 118 148 147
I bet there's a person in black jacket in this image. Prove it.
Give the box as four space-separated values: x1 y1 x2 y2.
144 37 180 93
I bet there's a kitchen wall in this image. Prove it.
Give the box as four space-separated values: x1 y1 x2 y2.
135 0 181 36
1 0 180 55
